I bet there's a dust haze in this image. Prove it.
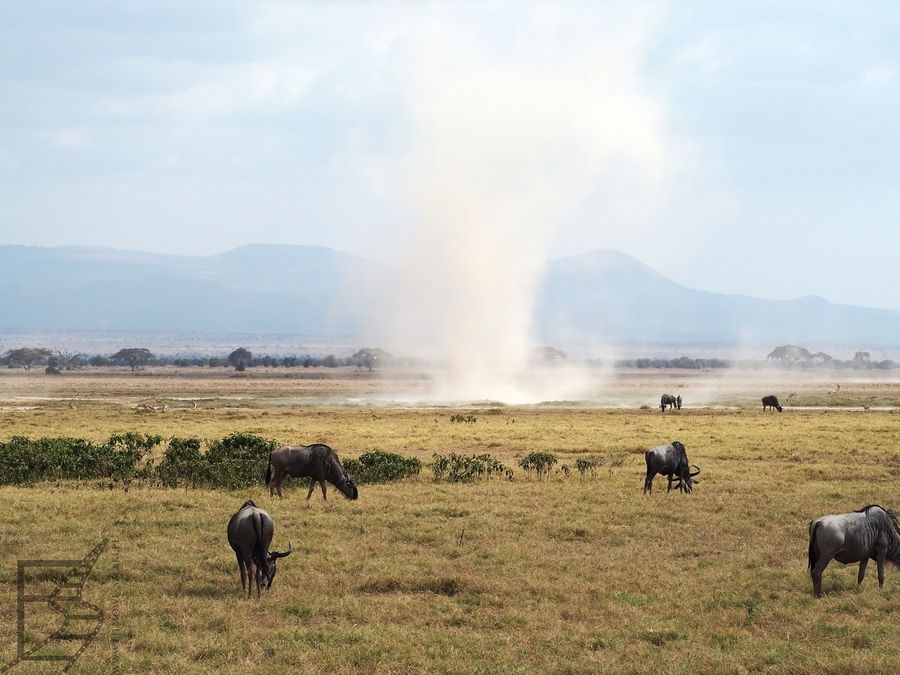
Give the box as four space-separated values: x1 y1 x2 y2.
370 5 675 403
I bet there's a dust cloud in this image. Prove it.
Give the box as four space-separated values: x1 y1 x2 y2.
373 5 675 403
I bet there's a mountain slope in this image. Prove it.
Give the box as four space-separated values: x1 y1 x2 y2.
0 244 898 346
534 250 900 345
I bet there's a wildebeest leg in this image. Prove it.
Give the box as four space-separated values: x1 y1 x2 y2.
858 558 868 585
877 551 886 588
236 554 247 595
643 469 655 495
246 562 255 599
320 481 327 501
306 479 317 501
666 474 676 493
811 556 830 598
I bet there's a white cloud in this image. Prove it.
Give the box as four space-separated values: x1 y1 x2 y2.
862 66 894 86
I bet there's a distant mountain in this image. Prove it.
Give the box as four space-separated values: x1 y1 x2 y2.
534 250 900 346
0 244 394 335
1 244 898 348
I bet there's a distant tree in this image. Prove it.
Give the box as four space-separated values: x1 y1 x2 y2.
351 348 392 371
853 351 871 364
5 347 54 370
45 355 62 375
532 346 568 364
227 348 252 372
111 348 154 371
302 356 315 368
322 354 339 368
767 345 813 363
62 352 88 370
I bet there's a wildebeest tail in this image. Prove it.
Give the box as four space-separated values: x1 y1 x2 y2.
808 521 821 570
252 510 267 567
265 451 272 486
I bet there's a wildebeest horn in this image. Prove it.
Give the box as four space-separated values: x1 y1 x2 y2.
272 542 293 559
689 465 701 476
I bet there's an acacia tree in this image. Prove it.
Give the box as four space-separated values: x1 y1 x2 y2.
767 345 812 364
111 348 154 371
5 348 54 370
351 347 392 371
227 348 252 372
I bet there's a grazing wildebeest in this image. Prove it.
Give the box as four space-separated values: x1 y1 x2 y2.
808 504 900 597
266 444 359 501
762 395 783 412
226 500 293 598
676 395 682 410
660 394 678 411
643 441 701 495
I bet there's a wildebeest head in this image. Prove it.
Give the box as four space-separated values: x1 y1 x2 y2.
258 542 293 590
325 452 359 500
670 441 701 493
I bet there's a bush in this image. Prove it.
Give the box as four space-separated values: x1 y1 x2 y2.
204 433 277 489
342 450 422 484
449 414 477 424
518 452 558 479
156 437 205 488
575 456 601 477
0 434 161 489
431 453 508 482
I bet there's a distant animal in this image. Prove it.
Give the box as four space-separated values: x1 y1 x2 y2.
808 504 900 597
266 444 359 501
660 394 678 411
762 395 783 412
643 441 701 495
827 384 841 396
676 395 682 409
226 500 293 598
786 392 798 404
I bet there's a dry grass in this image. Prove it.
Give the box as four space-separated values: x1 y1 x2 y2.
0 370 899 673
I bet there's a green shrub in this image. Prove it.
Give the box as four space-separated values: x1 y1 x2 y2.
518 452 557 479
343 450 421 484
575 456 601 477
449 414 477 424
204 433 277 489
156 437 205 488
0 434 160 488
431 453 508 482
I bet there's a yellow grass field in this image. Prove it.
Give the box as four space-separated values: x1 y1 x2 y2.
1 368 899 673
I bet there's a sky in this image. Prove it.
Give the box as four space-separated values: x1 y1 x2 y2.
1 1 899 309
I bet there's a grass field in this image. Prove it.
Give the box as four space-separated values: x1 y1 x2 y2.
1 368 899 673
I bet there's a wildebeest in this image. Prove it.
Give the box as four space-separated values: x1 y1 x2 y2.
808 504 900 597
226 500 293 598
643 441 701 495
660 394 680 411
762 395 783 412
266 444 359 501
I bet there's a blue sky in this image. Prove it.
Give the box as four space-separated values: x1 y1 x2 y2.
1 1 899 308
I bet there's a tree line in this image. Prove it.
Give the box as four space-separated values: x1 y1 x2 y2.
1 346 394 373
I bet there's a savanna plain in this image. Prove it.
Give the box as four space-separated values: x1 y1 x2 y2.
1 367 899 673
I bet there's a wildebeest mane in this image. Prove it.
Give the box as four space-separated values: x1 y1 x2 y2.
855 504 900 536
305 443 348 484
